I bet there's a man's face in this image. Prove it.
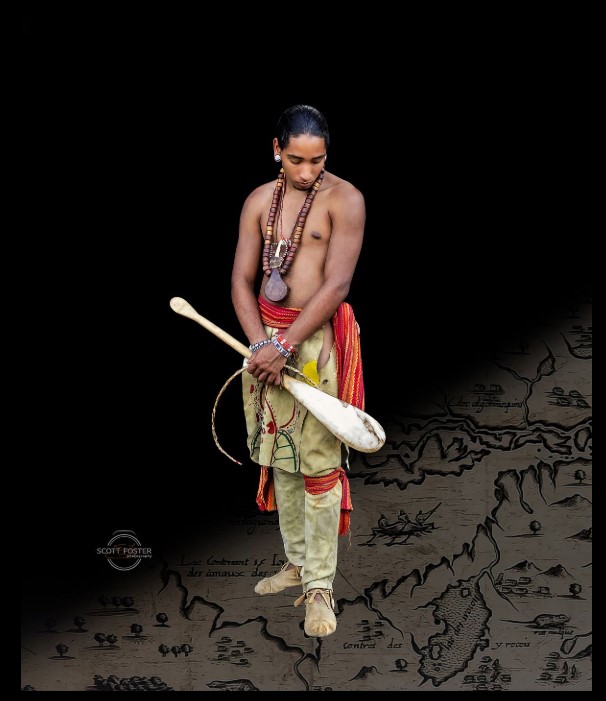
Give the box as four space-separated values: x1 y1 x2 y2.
277 135 327 191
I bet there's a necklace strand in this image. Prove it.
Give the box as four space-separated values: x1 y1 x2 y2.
263 168 324 277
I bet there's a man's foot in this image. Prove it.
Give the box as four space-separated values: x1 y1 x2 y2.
294 589 337 637
254 562 302 595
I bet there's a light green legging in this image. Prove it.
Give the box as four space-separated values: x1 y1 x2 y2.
272 467 342 592
243 325 344 592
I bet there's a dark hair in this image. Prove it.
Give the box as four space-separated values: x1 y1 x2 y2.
276 105 330 150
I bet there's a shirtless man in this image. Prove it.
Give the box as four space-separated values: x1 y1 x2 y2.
231 105 365 637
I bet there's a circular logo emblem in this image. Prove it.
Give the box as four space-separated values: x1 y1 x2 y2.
97 530 152 571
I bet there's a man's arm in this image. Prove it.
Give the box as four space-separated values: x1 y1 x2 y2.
231 189 270 346
284 184 366 346
232 188 289 385
231 188 286 384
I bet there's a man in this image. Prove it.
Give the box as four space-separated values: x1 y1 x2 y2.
231 105 365 638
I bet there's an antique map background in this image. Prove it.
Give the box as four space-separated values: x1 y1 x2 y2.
20 11 590 690
21 293 591 691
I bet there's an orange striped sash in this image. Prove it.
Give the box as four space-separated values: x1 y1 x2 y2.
258 295 365 410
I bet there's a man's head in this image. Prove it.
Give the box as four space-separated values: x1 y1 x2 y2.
276 105 330 151
273 105 329 191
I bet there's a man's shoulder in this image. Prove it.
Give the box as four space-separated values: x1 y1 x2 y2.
241 181 274 215
324 173 365 208
242 180 273 209
247 180 275 200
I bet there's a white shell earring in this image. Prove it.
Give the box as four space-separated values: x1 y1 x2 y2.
274 153 281 162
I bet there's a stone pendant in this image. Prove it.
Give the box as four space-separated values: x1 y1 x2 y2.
265 269 288 302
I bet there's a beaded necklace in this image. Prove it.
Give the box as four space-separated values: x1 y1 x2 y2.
262 168 324 302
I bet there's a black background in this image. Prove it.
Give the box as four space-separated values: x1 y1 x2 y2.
19 10 585 604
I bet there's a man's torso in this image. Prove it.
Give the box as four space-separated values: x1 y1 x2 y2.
255 172 345 310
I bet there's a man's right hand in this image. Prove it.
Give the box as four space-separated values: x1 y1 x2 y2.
246 343 288 386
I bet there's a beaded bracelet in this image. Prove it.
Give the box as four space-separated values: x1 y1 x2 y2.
276 333 297 355
249 339 272 353
272 337 291 358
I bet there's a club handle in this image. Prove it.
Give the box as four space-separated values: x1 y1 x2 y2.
170 297 252 359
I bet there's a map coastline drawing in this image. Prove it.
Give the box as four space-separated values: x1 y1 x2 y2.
21 297 592 691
